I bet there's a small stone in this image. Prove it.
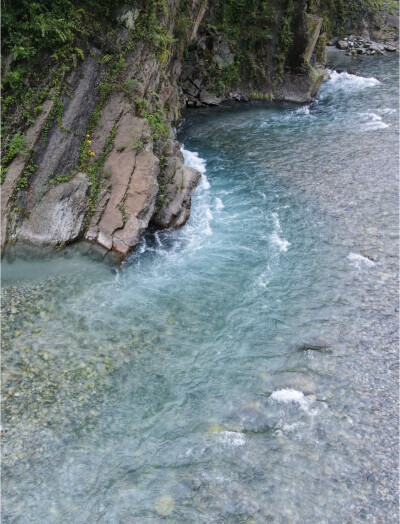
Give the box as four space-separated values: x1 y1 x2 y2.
154 495 174 516
385 45 397 52
337 40 349 50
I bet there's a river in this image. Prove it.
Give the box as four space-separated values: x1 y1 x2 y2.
2 51 398 523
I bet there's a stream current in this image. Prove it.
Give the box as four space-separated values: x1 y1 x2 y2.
2 51 399 523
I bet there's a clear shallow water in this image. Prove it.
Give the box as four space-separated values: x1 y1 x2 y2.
2 53 399 523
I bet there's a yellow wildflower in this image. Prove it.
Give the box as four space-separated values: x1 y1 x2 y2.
87 140 92 144
89 151 95 156
86 134 90 138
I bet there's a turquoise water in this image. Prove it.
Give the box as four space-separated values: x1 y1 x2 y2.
2 52 399 522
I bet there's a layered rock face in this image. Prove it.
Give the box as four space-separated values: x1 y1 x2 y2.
1 0 328 259
2 1 205 259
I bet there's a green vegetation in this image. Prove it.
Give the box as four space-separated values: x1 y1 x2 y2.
122 78 138 98
132 138 145 151
197 0 392 92
117 202 127 223
78 124 117 222
308 0 393 35
275 0 294 82
1 133 30 167
17 161 37 191
135 98 169 140
48 171 76 185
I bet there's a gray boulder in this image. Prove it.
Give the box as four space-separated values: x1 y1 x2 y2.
17 173 90 246
337 40 349 50
199 90 222 105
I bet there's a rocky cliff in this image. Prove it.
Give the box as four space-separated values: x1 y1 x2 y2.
1 0 396 260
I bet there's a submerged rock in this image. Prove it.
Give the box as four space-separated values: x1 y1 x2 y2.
298 338 331 353
226 402 276 433
154 494 174 516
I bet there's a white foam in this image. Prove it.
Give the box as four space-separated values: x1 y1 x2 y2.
270 388 306 403
270 389 314 413
216 430 245 447
270 232 290 252
181 145 206 175
258 264 272 288
377 107 397 115
362 112 382 121
215 197 224 210
348 252 375 268
365 121 389 130
296 105 311 115
271 212 281 231
202 175 211 190
327 69 380 90
181 144 211 189
359 111 390 130
281 421 305 432
205 208 214 220
270 212 290 252
179 145 213 239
